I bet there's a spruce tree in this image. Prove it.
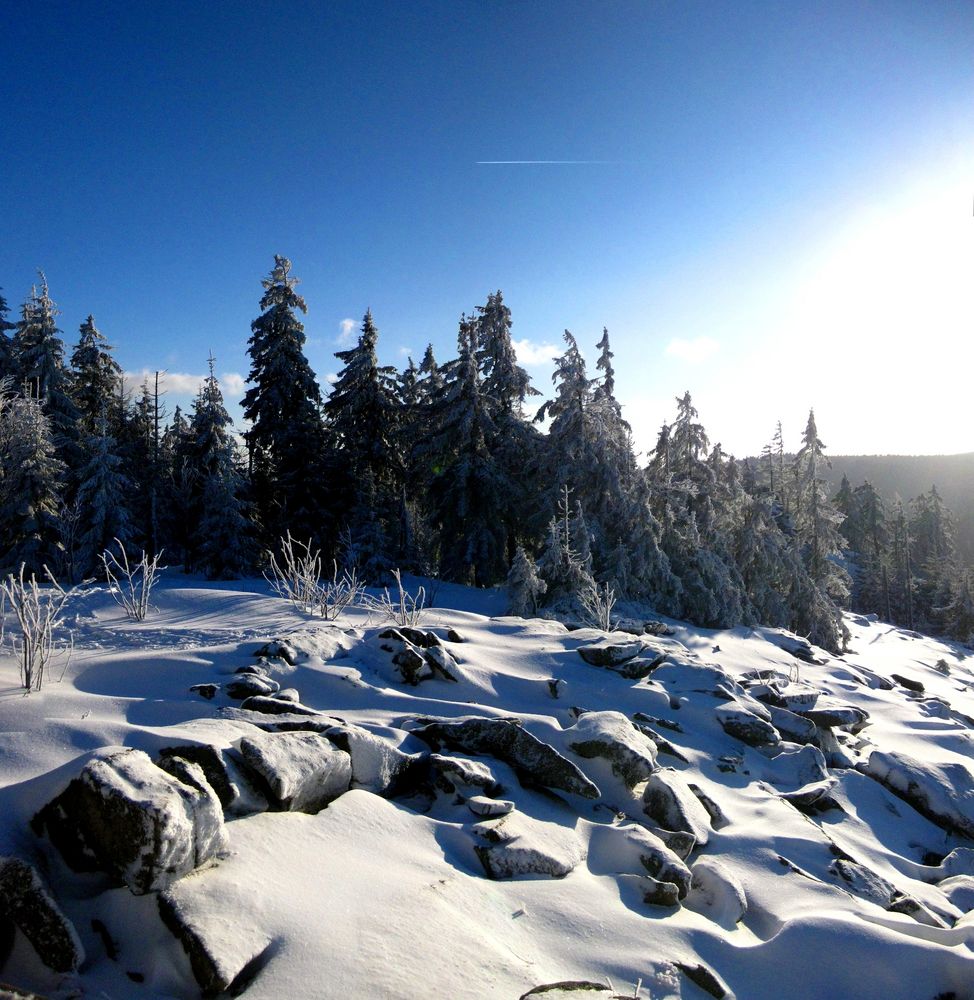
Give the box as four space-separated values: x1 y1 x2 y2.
187 359 253 578
71 315 122 436
242 256 326 547
0 394 65 574
0 290 14 381
506 545 547 616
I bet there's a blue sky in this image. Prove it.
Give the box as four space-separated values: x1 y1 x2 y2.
2 1 972 457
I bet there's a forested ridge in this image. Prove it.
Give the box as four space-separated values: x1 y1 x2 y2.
1 256 971 653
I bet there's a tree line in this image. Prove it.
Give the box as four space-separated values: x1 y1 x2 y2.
1 256 970 652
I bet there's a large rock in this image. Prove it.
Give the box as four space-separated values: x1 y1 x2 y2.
715 705 780 746
758 745 829 788
158 888 273 997
472 812 583 880
577 639 644 668
864 750 974 839
158 743 268 817
0 856 84 973
799 702 869 732
411 717 600 800
565 711 657 789
685 857 747 927
765 705 818 744
32 748 227 894
324 724 421 797
589 823 691 899
239 732 351 813
642 768 712 846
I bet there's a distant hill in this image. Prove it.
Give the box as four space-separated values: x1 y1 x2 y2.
822 453 974 563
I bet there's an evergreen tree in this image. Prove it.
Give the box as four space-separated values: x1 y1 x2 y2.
0 394 65 574
72 420 132 579
938 571 974 644
423 317 506 585
537 486 596 606
71 315 122 435
791 410 849 650
242 255 326 547
506 544 547 616
0 290 14 381
13 275 80 477
186 359 253 578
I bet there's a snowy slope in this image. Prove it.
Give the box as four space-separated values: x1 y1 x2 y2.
1 575 973 1000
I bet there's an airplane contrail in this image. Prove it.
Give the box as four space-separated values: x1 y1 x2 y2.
476 160 625 165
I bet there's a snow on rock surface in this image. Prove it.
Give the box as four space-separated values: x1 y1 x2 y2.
238 731 352 813
562 710 658 789
642 768 713 846
864 750 974 838
32 747 227 894
472 811 584 880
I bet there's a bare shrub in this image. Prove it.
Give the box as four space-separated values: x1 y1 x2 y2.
363 569 426 627
265 533 365 621
101 540 165 622
579 580 617 632
1 565 75 692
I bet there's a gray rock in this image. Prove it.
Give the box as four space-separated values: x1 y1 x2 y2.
715 705 780 746
226 674 281 700
887 894 949 927
829 859 896 907
651 827 697 860
685 857 747 926
423 644 461 682
600 824 691 898
891 672 924 693
473 812 583 880
324 724 419 797
189 683 219 700
158 889 273 997
765 704 818 744
393 645 434 685
252 639 297 665
239 732 351 813
643 768 712 845
799 703 869 732
566 711 658 789
446 628 467 643
428 753 500 795
238 695 322 716
779 778 836 809
412 717 600 800
32 748 226 895
0 856 84 973
156 743 267 816
466 795 515 817
864 750 974 839
577 640 643 667
519 983 621 999
675 962 729 999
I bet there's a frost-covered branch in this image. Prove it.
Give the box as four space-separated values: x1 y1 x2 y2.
101 540 165 622
265 533 365 620
363 569 425 627
579 580 617 632
1 565 76 692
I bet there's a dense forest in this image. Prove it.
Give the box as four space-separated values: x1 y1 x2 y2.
1 256 971 653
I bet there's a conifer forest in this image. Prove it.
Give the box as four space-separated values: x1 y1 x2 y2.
1 255 971 655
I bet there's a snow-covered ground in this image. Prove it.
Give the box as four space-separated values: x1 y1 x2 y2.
2 574 974 999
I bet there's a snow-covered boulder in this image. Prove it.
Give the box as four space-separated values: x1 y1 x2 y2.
588 823 691 899
427 753 500 795
467 795 514 817
225 674 280 699
864 750 974 839
799 702 869 732
239 732 352 813
642 768 712 846
939 875 974 912
758 745 829 788
715 704 780 746
324 723 421 797
764 704 818 744
472 812 583 880
32 748 227 895
158 885 273 997
564 711 658 788
685 857 747 927
0 856 84 973
158 743 268 817
577 639 644 668
410 717 600 800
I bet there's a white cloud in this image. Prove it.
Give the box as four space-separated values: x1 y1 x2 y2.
397 346 414 359
512 338 560 366
122 369 247 399
336 317 357 346
664 337 720 363
220 372 246 398
326 372 339 385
